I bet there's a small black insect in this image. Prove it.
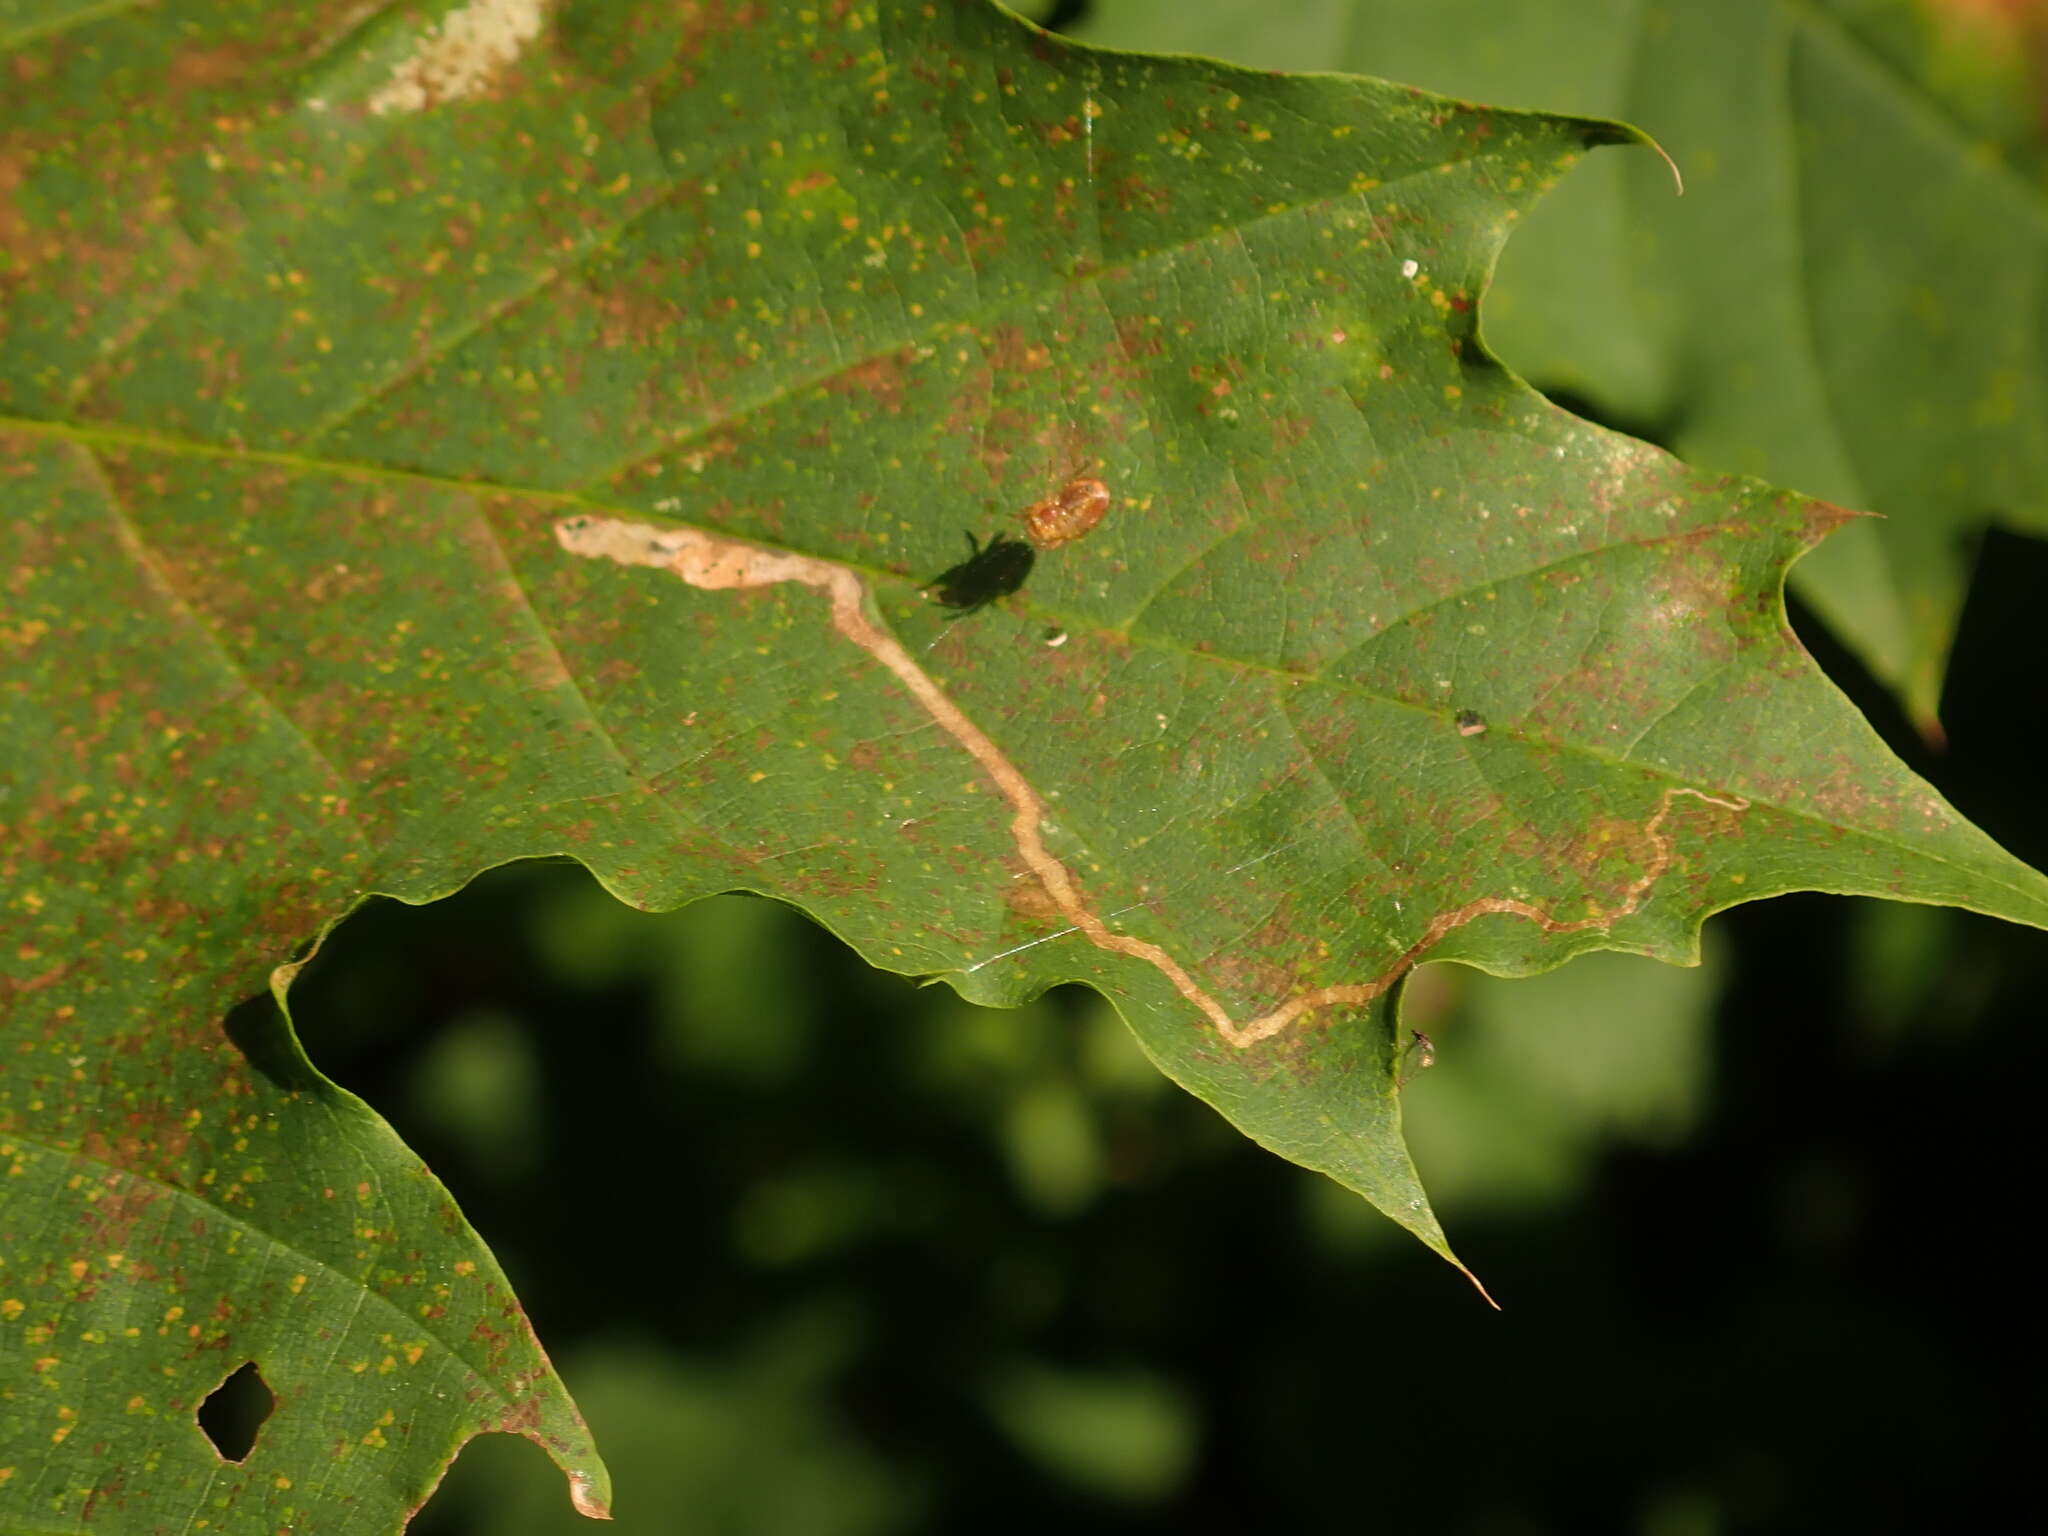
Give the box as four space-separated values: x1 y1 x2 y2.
925 530 1036 617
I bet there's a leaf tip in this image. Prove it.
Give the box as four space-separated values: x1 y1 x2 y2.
1459 1263 1503 1312
1800 497 1878 546
1648 135 1684 197
1582 119 1683 195
1912 709 1950 756
567 1467 613 1521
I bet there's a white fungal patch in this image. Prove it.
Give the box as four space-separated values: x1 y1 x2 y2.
369 0 547 115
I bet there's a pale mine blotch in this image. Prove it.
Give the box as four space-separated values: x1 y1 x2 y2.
369 0 547 116
553 515 1747 1049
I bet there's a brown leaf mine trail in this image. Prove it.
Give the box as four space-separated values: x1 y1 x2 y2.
555 517 1746 1048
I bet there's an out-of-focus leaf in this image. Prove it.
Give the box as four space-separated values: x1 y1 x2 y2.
1398 944 1723 1212
1077 0 2048 728
983 1359 1195 1505
5 3 2047 1530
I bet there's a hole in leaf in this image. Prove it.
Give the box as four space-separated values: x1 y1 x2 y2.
198 1359 275 1463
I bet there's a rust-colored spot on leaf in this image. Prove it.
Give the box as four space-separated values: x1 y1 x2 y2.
1023 474 1110 550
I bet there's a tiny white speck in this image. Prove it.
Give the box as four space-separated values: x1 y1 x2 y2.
1400 259 1419 279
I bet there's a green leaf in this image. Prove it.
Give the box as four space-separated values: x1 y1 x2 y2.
3 1 2045 1528
1076 0 2048 729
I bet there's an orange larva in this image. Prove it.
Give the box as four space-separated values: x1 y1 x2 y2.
1023 474 1110 550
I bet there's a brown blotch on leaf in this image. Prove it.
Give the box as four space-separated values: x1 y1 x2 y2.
1023 474 1110 550
821 349 912 413
1003 874 1065 925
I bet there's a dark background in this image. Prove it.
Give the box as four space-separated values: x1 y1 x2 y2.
261 2 2048 1530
